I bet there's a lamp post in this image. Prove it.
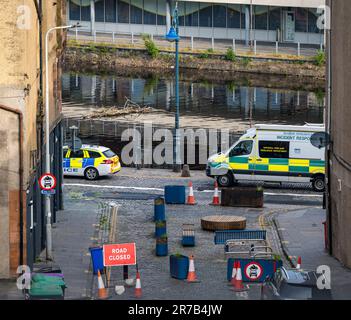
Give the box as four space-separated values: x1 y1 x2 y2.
44 24 79 260
165 2 181 172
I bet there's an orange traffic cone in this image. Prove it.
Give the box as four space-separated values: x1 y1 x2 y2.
210 181 220 205
187 182 196 205
187 255 199 282
232 261 245 292
230 261 238 287
97 270 108 299
135 271 142 298
296 256 302 269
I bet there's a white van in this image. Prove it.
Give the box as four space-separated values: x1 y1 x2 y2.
206 124 326 192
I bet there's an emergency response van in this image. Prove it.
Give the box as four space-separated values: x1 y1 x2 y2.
63 145 121 180
206 124 326 192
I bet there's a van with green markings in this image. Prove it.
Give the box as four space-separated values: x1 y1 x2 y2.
206 124 326 192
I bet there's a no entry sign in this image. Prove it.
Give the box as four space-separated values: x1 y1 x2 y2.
103 243 136 267
39 173 57 191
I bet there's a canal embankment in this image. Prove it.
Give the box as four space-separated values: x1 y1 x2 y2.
63 43 326 91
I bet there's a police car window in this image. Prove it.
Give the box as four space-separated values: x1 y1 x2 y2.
103 149 116 158
88 151 101 158
259 141 290 159
69 150 84 158
229 141 253 157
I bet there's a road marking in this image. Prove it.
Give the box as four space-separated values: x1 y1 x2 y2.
64 183 322 198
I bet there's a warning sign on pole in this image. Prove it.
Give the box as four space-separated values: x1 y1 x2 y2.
39 173 57 191
103 243 136 267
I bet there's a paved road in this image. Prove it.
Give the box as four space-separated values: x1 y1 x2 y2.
62 167 322 300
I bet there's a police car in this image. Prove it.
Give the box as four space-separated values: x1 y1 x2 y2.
63 145 121 180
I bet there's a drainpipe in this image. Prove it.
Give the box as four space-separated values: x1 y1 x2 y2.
0 105 24 269
326 3 333 255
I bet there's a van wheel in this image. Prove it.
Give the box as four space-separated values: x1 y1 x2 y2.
217 173 234 188
312 175 325 192
84 167 99 181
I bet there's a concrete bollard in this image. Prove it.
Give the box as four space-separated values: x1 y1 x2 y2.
181 165 191 177
233 39 236 53
275 41 279 54
297 42 301 56
212 37 214 50
94 31 97 43
75 27 78 40
254 40 257 55
191 36 194 51
112 32 115 43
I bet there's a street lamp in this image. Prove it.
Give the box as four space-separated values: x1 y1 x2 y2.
165 2 181 172
44 23 80 260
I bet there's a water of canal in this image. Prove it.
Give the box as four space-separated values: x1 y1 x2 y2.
62 72 325 125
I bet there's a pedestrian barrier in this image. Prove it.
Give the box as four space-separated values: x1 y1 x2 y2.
89 246 104 275
214 230 266 245
227 258 283 283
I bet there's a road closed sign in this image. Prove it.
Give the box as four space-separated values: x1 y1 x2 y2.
103 243 136 267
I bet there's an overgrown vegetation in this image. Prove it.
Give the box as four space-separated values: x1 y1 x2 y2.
198 48 214 59
225 48 237 62
241 56 252 67
313 49 326 66
142 34 159 58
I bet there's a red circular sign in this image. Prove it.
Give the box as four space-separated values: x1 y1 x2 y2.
244 261 264 281
39 173 57 190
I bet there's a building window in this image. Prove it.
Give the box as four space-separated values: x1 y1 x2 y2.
130 0 143 24
81 0 91 21
95 0 105 22
308 8 321 33
157 0 166 25
269 6 281 31
144 0 157 25
70 0 91 21
177 1 185 27
254 6 268 30
295 8 307 32
199 3 212 28
185 2 199 27
105 0 117 22
213 5 226 28
118 0 130 23
227 4 241 29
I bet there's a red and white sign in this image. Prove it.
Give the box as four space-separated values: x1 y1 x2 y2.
39 173 57 190
244 261 263 281
103 243 136 267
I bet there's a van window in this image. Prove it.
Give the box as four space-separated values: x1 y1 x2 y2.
229 140 253 157
259 141 290 159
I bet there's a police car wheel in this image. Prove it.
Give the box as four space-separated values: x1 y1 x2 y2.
312 175 325 192
84 167 99 180
217 173 234 187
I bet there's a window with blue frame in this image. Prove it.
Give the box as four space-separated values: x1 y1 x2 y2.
118 0 130 23
295 7 307 32
268 6 281 31
213 5 226 28
227 4 241 29
157 0 166 25
144 0 157 25
105 0 117 22
199 3 212 28
185 2 199 27
81 0 91 21
130 0 143 24
254 6 268 30
308 8 321 33
95 0 105 22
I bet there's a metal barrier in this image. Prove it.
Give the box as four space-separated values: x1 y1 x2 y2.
214 230 266 245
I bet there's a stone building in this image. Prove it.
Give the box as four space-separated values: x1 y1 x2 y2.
0 0 66 279
325 0 351 268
